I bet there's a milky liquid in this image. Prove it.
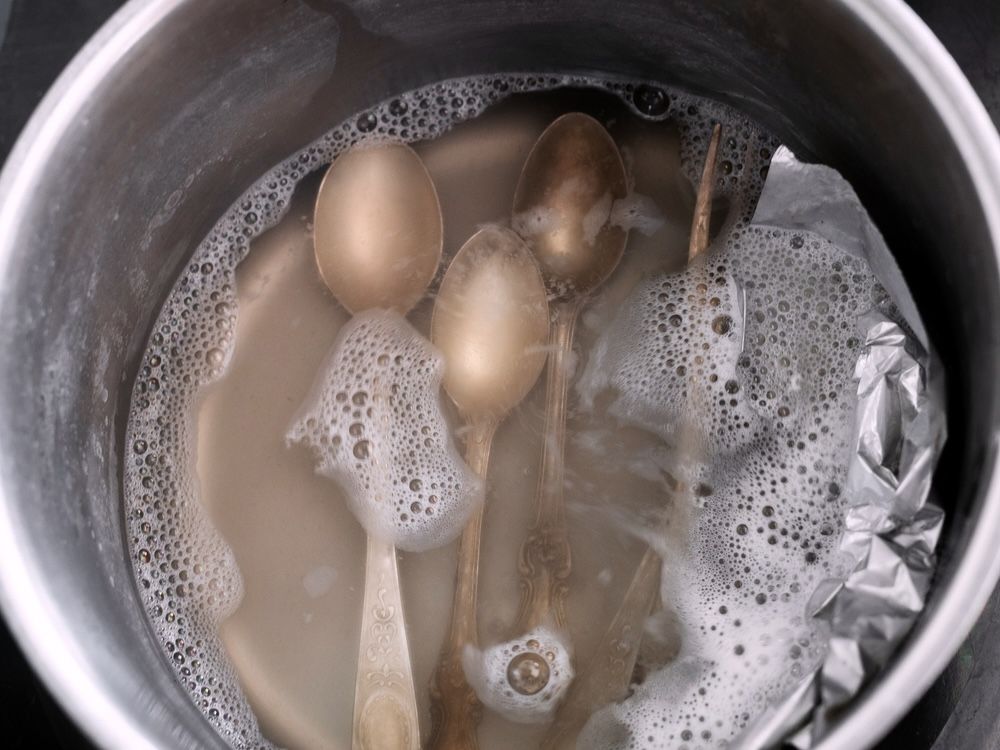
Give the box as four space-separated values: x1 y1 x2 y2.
123 75 890 749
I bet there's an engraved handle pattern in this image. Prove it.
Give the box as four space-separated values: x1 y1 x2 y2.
541 547 661 749
354 535 420 750
516 301 579 632
428 418 498 750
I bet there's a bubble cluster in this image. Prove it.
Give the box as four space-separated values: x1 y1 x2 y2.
286 310 481 552
122 71 793 748
464 627 574 724
574 225 886 745
579 260 753 456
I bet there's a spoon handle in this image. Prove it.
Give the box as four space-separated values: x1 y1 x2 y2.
353 536 421 750
689 122 723 261
429 418 498 750
542 547 662 749
516 300 579 632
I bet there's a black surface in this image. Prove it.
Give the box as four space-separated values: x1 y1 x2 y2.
0 1 998 748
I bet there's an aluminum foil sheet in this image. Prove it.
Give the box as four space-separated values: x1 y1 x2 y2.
735 148 947 748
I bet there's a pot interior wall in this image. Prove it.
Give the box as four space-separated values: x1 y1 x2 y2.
0 1 996 748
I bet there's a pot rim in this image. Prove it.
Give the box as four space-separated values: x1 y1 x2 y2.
0 7 196 750
814 0 1000 745
1 1 999 749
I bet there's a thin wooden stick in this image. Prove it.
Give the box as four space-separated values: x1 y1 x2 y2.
689 123 723 262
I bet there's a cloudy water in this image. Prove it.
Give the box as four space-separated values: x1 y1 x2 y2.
123 74 887 749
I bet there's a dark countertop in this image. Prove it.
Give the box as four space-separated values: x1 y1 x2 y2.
1 1 998 748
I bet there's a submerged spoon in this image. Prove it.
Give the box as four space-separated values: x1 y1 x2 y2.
428 226 550 750
313 142 442 750
504 112 628 697
542 123 724 749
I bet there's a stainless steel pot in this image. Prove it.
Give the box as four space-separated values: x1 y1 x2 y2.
1 1 999 748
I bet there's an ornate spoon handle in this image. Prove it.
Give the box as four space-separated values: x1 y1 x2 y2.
353 535 421 750
516 300 580 632
428 418 498 750
542 547 661 749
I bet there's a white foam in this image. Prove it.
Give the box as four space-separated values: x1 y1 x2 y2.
464 626 575 724
578 258 754 457
574 225 883 748
287 310 482 552
611 193 667 236
302 565 338 599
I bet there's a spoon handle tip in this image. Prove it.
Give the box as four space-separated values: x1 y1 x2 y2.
542 547 662 750
688 122 724 262
353 536 421 750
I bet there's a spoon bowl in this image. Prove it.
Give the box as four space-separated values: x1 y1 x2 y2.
314 142 442 314
513 112 628 300
432 225 550 419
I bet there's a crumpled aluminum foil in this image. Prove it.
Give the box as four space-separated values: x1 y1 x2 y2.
734 148 947 748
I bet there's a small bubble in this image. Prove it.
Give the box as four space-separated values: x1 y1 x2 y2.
712 316 733 335
133 439 148 455
632 84 669 116
353 440 371 459
205 348 224 367
507 652 550 696
356 112 377 132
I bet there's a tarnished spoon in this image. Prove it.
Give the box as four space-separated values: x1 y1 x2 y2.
542 123 724 749
314 142 442 750
500 112 628 710
428 225 550 750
